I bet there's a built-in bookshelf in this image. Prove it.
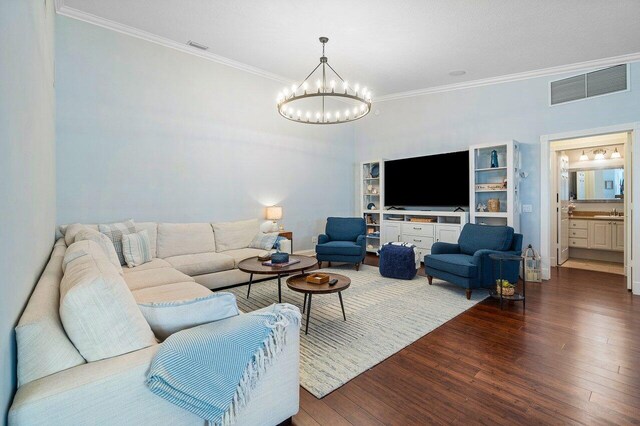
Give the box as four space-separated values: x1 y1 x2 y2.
360 160 384 253
469 141 520 231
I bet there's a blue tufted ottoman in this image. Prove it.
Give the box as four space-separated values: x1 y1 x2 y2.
379 243 418 280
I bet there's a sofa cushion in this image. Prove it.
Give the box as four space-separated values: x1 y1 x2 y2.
132 282 213 304
156 223 216 258
60 241 156 362
136 222 158 258
223 248 269 267
124 267 195 291
164 252 235 276
249 232 280 250
212 219 259 252
425 254 477 278
73 228 123 274
136 291 239 340
63 223 96 246
98 219 136 265
122 229 153 268
15 239 86 386
458 223 514 256
315 241 362 256
122 258 171 273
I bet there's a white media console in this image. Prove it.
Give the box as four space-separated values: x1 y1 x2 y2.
381 210 469 261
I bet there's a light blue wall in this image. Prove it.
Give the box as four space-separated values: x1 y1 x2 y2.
0 0 56 422
354 63 640 250
55 17 355 250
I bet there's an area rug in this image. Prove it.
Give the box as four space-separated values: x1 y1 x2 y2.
225 264 488 398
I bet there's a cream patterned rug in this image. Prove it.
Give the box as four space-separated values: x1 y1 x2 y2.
226 264 488 398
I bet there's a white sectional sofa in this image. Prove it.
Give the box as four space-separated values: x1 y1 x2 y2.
9 219 299 426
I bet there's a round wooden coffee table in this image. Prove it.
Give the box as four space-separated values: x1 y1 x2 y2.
286 273 351 335
238 255 318 303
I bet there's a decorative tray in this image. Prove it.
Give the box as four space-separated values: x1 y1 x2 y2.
305 273 330 284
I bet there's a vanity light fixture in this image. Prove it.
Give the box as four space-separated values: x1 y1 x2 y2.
579 150 589 161
593 148 607 160
611 148 622 159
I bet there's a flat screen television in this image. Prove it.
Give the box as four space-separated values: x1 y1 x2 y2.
384 151 469 208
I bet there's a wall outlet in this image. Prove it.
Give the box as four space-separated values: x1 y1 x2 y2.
311 236 318 244
522 204 533 213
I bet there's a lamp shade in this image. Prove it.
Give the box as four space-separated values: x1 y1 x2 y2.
266 206 283 220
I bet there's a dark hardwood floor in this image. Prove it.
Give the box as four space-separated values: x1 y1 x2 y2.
294 254 640 425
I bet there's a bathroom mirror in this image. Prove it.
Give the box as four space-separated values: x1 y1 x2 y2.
569 168 624 201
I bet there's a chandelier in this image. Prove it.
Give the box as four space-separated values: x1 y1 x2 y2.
276 37 372 124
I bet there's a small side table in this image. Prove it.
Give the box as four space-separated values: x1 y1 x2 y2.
278 231 293 252
488 253 526 310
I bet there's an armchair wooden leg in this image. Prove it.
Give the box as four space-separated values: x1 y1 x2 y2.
466 289 472 300
328 261 332 267
355 263 360 271
427 275 433 285
317 261 322 269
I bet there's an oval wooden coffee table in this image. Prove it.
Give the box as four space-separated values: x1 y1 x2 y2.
238 255 318 303
286 273 351 335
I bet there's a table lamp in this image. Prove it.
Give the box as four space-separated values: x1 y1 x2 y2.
265 206 283 232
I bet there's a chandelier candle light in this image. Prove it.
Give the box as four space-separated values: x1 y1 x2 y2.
277 37 372 124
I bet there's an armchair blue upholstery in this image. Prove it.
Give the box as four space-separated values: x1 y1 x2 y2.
315 217 366 270
424 224 523 299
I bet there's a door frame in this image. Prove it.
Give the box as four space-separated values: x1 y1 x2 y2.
540 122 639 294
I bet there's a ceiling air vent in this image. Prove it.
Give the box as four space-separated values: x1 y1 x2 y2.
550 64 628 105
187 40 209 50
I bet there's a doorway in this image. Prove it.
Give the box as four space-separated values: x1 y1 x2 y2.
540 123 638 294
552 133 627 276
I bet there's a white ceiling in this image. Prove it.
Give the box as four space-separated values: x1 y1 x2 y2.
59 0 640 98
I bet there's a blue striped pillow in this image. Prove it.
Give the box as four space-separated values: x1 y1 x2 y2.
122 229 152 268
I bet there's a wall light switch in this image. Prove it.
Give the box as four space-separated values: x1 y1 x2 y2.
522 204 533 213
311 236 318 244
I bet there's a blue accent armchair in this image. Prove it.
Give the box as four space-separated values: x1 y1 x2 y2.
315 217 366 270
424 223 523 299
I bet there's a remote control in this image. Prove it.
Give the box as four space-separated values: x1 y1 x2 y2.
328 278 338 286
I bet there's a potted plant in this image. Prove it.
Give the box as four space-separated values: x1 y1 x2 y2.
496 279 515 296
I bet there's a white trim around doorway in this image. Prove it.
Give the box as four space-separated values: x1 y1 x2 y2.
540 122 640 295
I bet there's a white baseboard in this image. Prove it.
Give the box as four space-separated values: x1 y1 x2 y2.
293 249 316 256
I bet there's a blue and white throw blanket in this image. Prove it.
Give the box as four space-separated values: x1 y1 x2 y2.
146 303 301 426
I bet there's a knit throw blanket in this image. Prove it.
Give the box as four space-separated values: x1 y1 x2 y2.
146 303 301 425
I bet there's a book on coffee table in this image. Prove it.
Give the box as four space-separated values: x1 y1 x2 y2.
262 259 301 268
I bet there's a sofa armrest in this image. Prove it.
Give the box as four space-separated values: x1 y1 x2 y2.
318 234 329 245
10 311 302 426
9 345 206 425
278 238 292 254
431 242 461 255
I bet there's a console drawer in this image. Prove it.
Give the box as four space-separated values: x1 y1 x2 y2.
569 238 588 248
569 229 588 239
403 234 435 249
402 223 434 236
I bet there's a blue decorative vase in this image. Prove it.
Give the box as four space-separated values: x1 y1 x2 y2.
271 252 289 264
490 150 499 168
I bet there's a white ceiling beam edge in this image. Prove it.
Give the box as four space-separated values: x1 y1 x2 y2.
55 0 640 103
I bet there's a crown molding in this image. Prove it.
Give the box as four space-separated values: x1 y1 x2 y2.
377 53 640 102
55 0 291 85
56 0 640 103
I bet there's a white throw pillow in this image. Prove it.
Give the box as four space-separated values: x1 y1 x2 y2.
249 232 280 250
98 219 136 265
73 228 123 274
137 292 239 340
60 242 157 361
122 229 153 268
212 218 260 252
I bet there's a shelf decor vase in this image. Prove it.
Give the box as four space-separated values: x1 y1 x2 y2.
490 150 499 168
